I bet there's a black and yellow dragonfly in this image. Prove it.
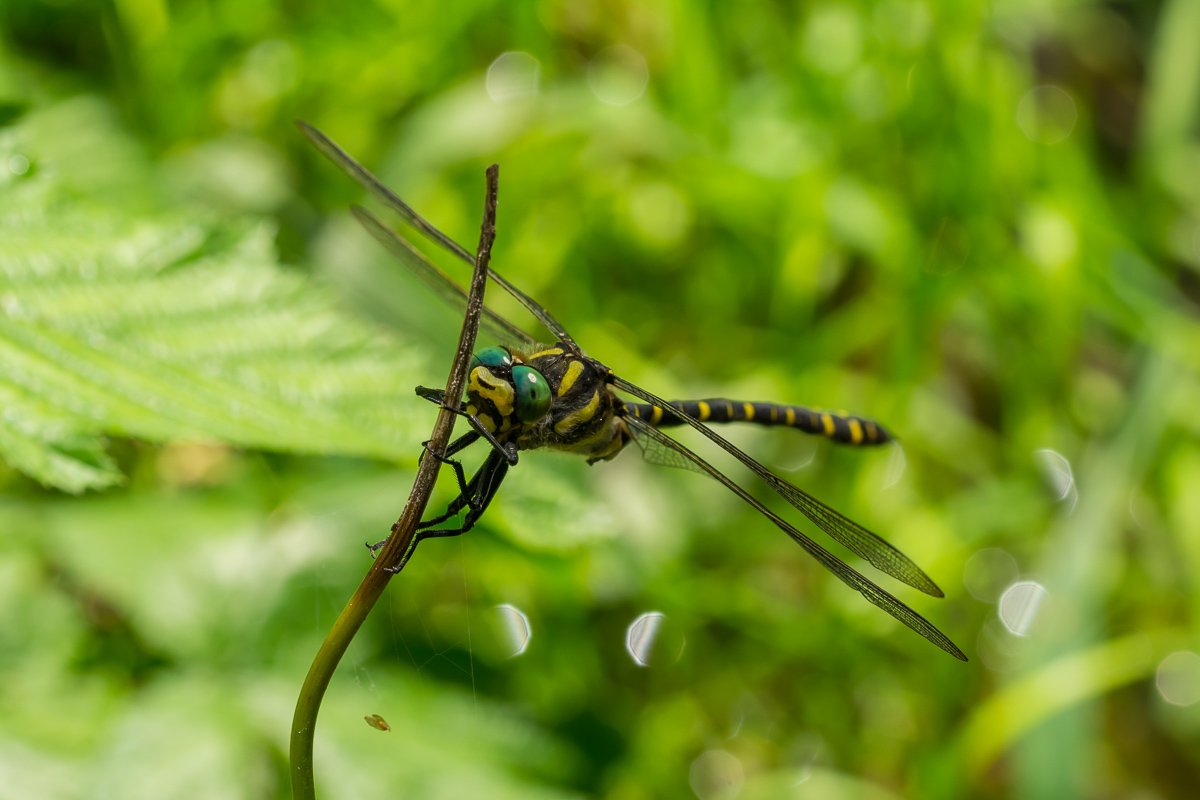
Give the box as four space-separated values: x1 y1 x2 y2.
298 122 967 662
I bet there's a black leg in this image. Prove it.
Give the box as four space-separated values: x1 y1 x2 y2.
369 442 518 570
419 432 481 500
414 448 485 527
440 430 484 460
367 432 484 556
415 385 518 465
383 444 514 573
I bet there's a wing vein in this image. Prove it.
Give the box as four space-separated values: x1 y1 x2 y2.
615 378 943 597
298 121 576 345
351 207 538 349
624 416 965 661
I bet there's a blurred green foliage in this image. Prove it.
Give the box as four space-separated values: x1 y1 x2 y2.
2 1 1200 798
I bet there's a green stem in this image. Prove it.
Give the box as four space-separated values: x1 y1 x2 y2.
289 162 499 799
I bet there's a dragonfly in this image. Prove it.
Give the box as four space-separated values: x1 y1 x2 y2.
298 122 967 662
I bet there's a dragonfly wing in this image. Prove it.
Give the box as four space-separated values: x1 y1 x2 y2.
625 417 708 475
624 415 966 661
299 121 578 347
299 120 474 261
614 378 944 598
352 207 538 349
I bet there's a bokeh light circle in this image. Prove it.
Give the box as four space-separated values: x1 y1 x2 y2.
1156 651 1200 706
494 603 532 657
1017 85 1077 144
977 618 1035 672
588 45 649 106
998 580 1048 636
963 548 1020 603
1034 448 1077 511
689 749 744 800
487 51 541 102
625 611 684 666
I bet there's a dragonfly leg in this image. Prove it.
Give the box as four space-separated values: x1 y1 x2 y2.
367 432 483 556
383 444 513 574
417 431 481 498
416 385 519 465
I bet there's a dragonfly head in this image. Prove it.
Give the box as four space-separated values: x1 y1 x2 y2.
466 346 552 434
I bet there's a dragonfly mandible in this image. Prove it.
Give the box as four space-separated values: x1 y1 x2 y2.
298 122 967 662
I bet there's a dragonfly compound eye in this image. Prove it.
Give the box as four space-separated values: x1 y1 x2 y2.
511 365 551 423
471 346 513 371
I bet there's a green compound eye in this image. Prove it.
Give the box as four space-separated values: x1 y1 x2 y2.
511 365 551 423
471 346 513 371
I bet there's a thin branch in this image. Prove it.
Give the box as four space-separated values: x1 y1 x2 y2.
290 164 500 800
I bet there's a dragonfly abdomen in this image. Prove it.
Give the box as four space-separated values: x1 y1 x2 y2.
627 400 892 446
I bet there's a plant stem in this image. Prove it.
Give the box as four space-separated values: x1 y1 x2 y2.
290 164 499 800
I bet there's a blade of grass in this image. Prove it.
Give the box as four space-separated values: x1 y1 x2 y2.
289 156 499 800
960 629 1186 776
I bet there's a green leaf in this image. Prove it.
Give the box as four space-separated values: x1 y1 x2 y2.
0 100 429 492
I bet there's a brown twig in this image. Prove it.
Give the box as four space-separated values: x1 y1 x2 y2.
290 164 499 799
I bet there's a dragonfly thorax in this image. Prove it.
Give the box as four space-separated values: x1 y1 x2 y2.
464 342 626 460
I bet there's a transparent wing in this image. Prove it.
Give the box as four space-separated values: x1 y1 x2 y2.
624 415 966 661
615 378 944 598
352 207 538 350
298 121 577 346
626 417 708 475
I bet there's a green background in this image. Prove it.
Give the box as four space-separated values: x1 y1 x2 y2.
2 0 1200 797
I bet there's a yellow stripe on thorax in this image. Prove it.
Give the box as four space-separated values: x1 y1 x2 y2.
527 347 563 359
556 422 610 453
586 426 627 461
557 359 585 397
554 389 602 434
